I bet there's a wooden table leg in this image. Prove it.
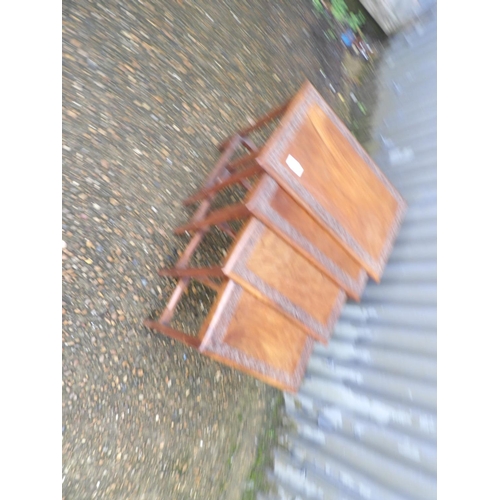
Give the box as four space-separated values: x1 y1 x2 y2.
216 222 237 239
241 137 258 152
225 150 261 173
157 137 244 325
158 267 225 278
183 164 262 206
143 320 202 349
174 204 250 235
218 100 291 151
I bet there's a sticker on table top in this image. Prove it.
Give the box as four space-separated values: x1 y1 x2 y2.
285 154 304 177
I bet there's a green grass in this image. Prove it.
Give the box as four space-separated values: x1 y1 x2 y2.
241 393 284 500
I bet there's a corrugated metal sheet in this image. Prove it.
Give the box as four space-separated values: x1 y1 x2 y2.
261 4 437 499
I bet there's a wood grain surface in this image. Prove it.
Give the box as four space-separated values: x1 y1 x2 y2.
247 174 368 299
257 81 406 280
222 218 345 343
199 281 314 392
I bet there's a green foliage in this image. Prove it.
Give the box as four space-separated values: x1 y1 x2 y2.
312 0 324 12
357 101 367 115
347 10 366 31
312 0 366 32
330 0 349 22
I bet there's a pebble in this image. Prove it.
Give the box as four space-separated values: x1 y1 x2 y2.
87 58 98 69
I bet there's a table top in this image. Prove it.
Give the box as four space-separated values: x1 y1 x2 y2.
246 174 368 300
221 217 346 343
256 81 407 281
198 280 314 392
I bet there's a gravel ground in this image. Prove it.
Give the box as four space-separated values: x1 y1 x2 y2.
62 1 381 498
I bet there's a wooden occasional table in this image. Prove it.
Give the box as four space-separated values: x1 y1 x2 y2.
255 81 407 281
145 280 314 392
198 280 314 392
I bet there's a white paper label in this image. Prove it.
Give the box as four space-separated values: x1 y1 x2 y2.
285 154 304 177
